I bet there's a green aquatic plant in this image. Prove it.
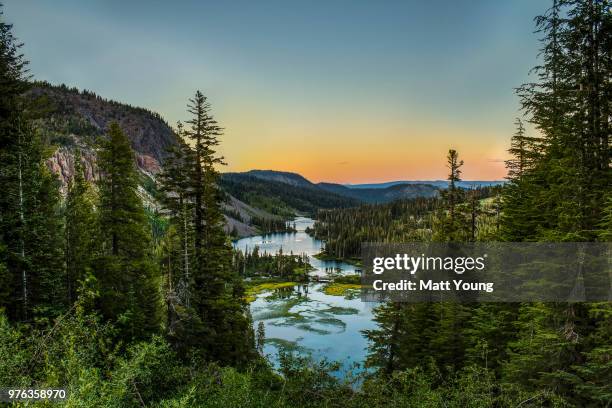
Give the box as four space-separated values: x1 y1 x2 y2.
319 306 360 316
296 324 332 335
316 317 347 330
265 338 312 354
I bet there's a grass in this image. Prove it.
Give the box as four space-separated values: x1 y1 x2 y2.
244 281 298 303
322 283 363 297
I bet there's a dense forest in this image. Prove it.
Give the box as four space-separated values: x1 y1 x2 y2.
312 187 501 260
234 247 312 281
0 1 610 407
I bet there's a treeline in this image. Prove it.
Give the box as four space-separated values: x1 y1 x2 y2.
31 80 171 126
234 247 312 280
26 81 176 149
251 216 296 235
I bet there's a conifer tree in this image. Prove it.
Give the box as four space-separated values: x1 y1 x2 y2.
445 149 463 220
598 194 612 241
161 91 254 365
513 0 611 241
159 124 196 339
500 2 611 403
94 122 160 340
433 149 465 242
64 150 96 304
500 119 545 241
0 8 66 322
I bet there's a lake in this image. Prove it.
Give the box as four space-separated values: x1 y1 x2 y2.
233 217 377 375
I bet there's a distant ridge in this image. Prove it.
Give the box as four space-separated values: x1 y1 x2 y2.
224 170 442 205
242 169 314 188
317 182 438 203
345 180 505 189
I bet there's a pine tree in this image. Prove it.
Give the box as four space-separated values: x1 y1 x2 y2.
94 122 160 340
446 149 463 220
500 119 545 242
64 150 96 304
513 0 611 241
433 149 465 242
0 7 66 322
500 3 612 403
160 92 254 365
158 124 196 341
598 194 612 241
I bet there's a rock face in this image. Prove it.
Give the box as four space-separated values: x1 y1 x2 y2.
46 143 98 193
27 82 179 189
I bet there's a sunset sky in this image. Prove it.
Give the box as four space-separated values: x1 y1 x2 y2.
6 0 546 183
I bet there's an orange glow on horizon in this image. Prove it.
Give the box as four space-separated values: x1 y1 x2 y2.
217 114 511 184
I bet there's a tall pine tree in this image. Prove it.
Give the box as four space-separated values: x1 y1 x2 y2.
64 150 96 304
161 91 254 365
94 122 160 340
0 7 65 322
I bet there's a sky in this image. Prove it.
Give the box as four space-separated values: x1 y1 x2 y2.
5 0 547 183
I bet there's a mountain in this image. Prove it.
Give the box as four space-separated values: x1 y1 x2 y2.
242 170 315 188
31 83 472 235
345 180 505 189
317 182 439 203
27 82 179 191
27 83 284 237
223 170 443 208
220 173 359 216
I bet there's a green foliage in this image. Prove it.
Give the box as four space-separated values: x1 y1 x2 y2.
94 122 161 340
0 2 609 407
159 93 254 365
64 150 96 304
0 8 66 323
250 216 296 235
313 197 440 259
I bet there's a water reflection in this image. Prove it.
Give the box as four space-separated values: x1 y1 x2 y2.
233 216 359 278
234 217 377 377
249 282 375 376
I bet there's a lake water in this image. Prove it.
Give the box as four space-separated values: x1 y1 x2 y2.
233 217 377 375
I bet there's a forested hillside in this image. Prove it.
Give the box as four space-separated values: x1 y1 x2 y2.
317 182 439 203
224 170 442 208
220 172 359 216
19 83 301 236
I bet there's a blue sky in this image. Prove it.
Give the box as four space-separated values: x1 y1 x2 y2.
5 1 548 182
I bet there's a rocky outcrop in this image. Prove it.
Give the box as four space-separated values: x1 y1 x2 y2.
136 154 162 174
46 140 164 193
46 143 98 193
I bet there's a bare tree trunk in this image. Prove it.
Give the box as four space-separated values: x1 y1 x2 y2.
17 127 27 320
183 199 190 308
